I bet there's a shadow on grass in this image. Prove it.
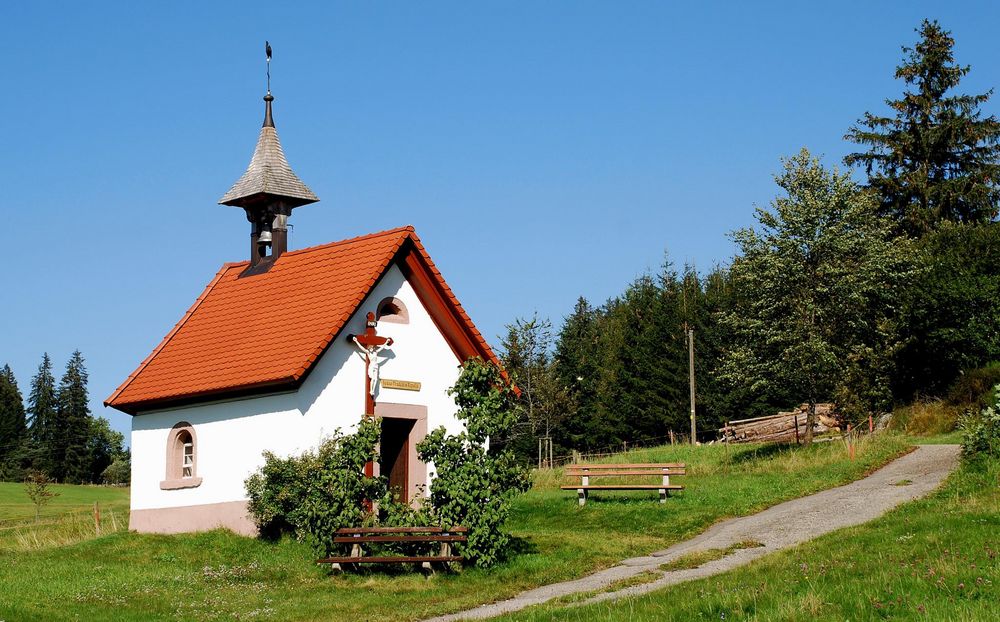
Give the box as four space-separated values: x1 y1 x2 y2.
726 442 796 464
318 535 542 578
507 535 539 557
573 495 684 506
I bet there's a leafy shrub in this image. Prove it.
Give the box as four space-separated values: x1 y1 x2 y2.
245 418 386 557
417 358 531 567
959 386 1000 461
889 399 961 436
245 359 531 566
947 362 1000 408
101 458 130 486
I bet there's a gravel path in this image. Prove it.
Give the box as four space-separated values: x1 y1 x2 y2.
426 444 960 621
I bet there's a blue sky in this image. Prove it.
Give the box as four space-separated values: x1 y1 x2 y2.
3 1 999 441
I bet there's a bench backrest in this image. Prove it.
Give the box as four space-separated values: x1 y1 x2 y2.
565 464 686 481
336 526 468 535
570 463 685 469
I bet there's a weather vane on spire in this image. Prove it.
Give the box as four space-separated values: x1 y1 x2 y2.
265 41 272 94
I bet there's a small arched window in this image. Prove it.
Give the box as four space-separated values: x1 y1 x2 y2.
376 297 409 324
178 430 195 478
160 422 202 490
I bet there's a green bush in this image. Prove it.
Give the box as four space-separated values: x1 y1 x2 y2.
245 418 386 557
100 458 130 485
244 360 531 567
947 362 1000 407
417 358 531 567
959 386 1000 461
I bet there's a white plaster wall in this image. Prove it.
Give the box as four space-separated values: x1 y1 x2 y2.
130 263 465 511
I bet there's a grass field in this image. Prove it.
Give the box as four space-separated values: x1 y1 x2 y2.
0 482 130 523
0 435 909 621
501 451 1000 621
0 482 130 551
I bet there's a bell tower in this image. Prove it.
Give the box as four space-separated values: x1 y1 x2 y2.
219 42 319 277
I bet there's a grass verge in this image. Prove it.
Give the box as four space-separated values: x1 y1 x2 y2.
659 540 765 572
0 434 909 621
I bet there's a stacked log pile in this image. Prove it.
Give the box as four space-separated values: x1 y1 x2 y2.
719 403 840 443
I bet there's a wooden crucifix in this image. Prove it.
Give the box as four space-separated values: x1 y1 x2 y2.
349 312 394 478
350 312 395 416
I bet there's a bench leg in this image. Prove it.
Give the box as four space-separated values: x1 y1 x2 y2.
578 488 587 506
431 541 454 574
347 542 363 572
659 488 667 504
328 562 344 574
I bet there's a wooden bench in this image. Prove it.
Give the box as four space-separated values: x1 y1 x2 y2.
561 463 686 506
315 526 467 572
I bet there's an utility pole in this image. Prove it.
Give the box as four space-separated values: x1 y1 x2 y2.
688 327 696 445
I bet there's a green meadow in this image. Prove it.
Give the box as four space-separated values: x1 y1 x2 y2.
0 435 908 621
501 452 1000 622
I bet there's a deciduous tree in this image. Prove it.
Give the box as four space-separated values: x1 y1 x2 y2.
722 149 915 442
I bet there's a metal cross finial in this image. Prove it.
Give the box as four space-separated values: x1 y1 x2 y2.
265 41 272 94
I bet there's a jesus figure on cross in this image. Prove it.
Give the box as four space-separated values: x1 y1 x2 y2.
349 311 394 482
350 312 394 413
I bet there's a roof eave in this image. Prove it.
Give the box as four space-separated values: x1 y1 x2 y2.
106 376 300 416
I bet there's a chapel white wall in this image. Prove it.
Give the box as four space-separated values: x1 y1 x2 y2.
130 263 465 512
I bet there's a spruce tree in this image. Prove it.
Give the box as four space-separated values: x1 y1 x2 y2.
845 19 1000 236
56 351 92 484
26 354 58 476
553 298 604 449
0 364 27 473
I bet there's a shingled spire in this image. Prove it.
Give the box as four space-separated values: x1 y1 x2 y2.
220 42 318 276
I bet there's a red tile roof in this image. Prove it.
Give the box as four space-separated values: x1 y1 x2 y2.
105 226 497 414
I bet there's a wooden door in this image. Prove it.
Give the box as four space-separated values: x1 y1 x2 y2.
380 418 414 503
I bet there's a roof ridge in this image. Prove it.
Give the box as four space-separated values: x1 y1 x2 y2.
105 223 504 414
405 233 499 364
289 231 413 381
223 225 416 268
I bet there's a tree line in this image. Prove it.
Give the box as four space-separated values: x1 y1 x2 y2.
0 351 129 484
497 20 1000 459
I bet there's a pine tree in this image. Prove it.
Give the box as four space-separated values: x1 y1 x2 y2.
553 298 605 449
845 19 1000 236
0 364 27 473
56 350 92 484
26 354 58 476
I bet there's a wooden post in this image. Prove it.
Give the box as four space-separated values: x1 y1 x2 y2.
847 424 855 460
93 502 101 537
670 430 675 446
869 415 874 433
688 328 697 444
794 415 799 445
548 437 553 469
538 438 542 470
